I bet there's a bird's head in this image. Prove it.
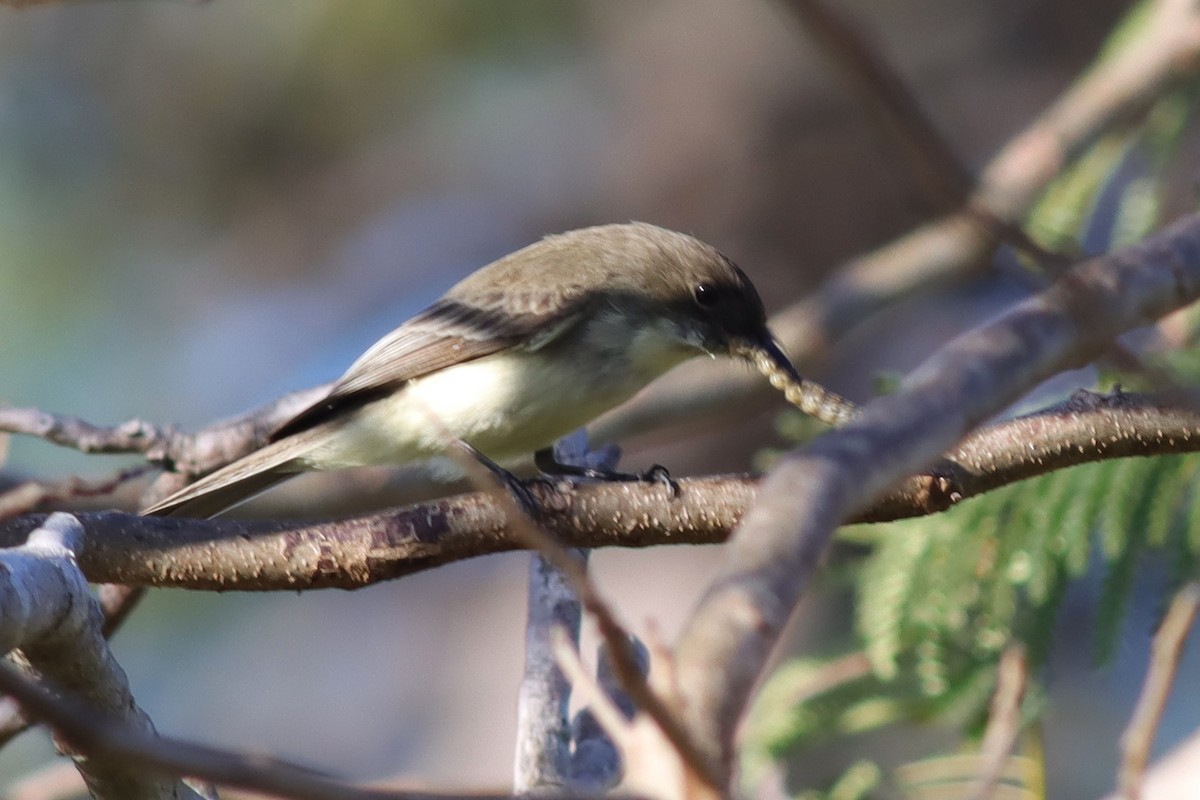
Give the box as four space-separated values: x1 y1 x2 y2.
581 223 800 383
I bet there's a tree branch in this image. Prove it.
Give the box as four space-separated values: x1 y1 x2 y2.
671 210 1200 784
1101 728 1200 800
0 660 553 800
1118 583 1200 799
0 513 199 799
513 435 621 793
970 644 1028 800
590 0 1200 449
0 466 152 520
449 441 722 794
777 0 1066 270
0 386 324 484
3 388 1200 592
779 0 974 207
513 550 587 791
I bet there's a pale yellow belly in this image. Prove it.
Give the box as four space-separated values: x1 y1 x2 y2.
299 349 648 470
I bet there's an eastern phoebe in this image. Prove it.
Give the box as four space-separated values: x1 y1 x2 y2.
142 222 802 517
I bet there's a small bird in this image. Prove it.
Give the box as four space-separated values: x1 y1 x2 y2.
142 222 802 518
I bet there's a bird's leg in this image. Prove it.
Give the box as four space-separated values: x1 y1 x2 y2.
534 447 680 498
459 441 542 518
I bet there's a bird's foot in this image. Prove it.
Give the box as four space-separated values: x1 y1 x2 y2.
534 448 680 498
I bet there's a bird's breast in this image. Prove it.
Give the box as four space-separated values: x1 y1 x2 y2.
303 347 659 469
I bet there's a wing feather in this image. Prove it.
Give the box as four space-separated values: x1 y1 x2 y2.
270 296 583 441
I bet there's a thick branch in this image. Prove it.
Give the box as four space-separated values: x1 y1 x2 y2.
0 478 748 591
513 551 586 791
0 389 1197 590
671 210 1200 783
0 513 196 799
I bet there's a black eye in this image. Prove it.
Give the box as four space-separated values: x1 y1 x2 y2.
693 282 720 307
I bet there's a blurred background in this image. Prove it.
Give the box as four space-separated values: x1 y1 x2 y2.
1 0 1197 796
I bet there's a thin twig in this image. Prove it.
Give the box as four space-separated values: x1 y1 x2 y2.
1099 728 1200 800
551 630 633 754
0 408 172 457
448 442 725 793
0 386 324 481
779 651 872 707
0 661 570 800
780 0 971 204
970 644 1028 800
779 0 1068 269
1118 583 1200 800
0 465 152 521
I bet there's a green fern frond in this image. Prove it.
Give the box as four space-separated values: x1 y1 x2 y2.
744 657 913 757
854 450 1200 709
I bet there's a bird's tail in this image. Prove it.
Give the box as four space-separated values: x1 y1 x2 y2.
140 425 334 518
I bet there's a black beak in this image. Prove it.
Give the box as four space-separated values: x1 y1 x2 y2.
758 335 802 384
731 331 803 386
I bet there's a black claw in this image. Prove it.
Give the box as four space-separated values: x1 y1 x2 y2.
535 448 680 498
640 464 680 498
463 442 541 518
534 447 565 476
495 472 540 519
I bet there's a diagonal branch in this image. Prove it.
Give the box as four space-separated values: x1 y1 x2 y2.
0 661 547 800
671 210 1200 784
592 0 1200 449
0 466 152 521
779 0 974 206
409 438 721 793
969 644 1028 800
777 0 1066 270
1117 582 1200 799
